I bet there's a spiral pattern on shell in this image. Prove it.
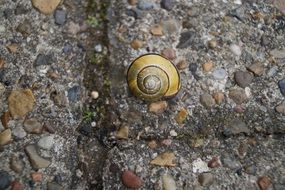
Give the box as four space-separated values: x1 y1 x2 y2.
127 54 180 101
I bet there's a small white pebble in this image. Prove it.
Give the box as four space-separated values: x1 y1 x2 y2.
170 130 177 137
76 169 83 178
38 135 55 150
91 91 99 99
230 44 242 57
91 121 96 127
245 87 251 98
94 44 103 53
192 158 210 173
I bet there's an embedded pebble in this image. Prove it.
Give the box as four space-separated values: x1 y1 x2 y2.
25 144 51 169
150 152 176 167
91 91 99 99
94 44 103 53
12 126 27 139
8 89 35 118
128 0 137 5
176 60 188 70
202 61 213 72
0 170 11 190
0 129 11 146
234 71 253 88
247 62 264 76
223 118 250 136
121 170 142 189
10 155 24 173
161 0 174 11
208 39 218 49
278 78 285 96
137 0 155 10
37 135 55 150
31 172 43 182
175 108 188 124
198 173 214 187
230 44 242 57
207 157 221 168
212 69 227 80
148 140 157 149
24 118 43 134
161 48 176 60
162 173 176 190
192 158 209 173
212 92 224 104
130 39 143 50
200 93 215 108
257 176 271 190
149 101 168 114
150 24 164 36
116 125 129 139
31 0 61 14
276 101 285 114
68 86 80 102
10 180 22 190
54 9 67 25
16 20 32 37
169 130 177 137
229 88 248 104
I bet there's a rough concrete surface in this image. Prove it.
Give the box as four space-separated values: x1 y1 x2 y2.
0 0 285 190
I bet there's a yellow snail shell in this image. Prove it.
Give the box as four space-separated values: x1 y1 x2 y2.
127 54 181 101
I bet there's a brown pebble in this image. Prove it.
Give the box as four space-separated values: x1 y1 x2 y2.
247 62 264 76
161 48 176 60
130 39 143 50
212 92 224 104
11 180 22 190
176 59 188 70
10 155 24 173
208 157 221 168
8 89 35 118
150 24 164 36
43 122 56 134
31 172 43 182
23 118 43 134
208 39 217 49
229 88 248 105
149 101 168 114
0 129 12 146
0 57 5 69
1 111 11 129
31 0 61 15
257 176 271 190
175 108 188 124
6 44 19 53
148 140 157 149
276 100 285 114
200 93 215 108
116 125 129 139
234 105 245 113
128 0 137 5
122 170 142 189
202 61 214 72
47 71 60 80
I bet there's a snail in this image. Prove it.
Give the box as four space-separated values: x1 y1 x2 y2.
127 54 181 101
